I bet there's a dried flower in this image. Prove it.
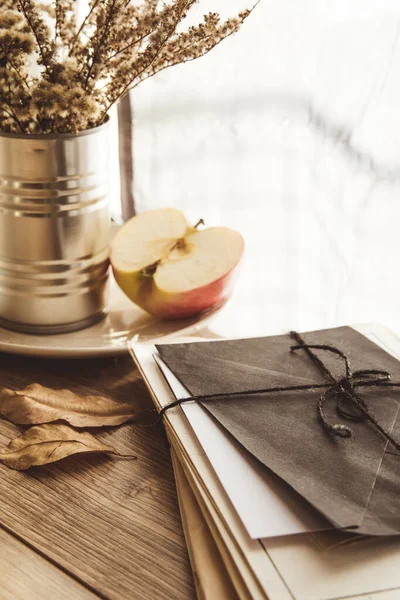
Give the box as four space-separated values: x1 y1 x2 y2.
0 0 258 134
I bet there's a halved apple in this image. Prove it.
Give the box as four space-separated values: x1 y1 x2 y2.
110 208 244 319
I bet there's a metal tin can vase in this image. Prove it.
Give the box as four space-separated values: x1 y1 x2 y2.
0 121 110 334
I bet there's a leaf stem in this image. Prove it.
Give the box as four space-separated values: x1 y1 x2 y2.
18 0 55 82
68 0 100 56
84 0 118 88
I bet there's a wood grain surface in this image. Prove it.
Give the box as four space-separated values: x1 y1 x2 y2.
0 352 195 600
0 526 97 600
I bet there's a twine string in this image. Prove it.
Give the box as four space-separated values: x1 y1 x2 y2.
157 331 400 451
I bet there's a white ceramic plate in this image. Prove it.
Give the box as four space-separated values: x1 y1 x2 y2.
0 278 226 358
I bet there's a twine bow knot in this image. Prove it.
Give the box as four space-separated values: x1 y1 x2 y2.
325 370 390 436
290 332 400 449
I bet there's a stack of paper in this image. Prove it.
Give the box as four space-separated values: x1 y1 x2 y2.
130 324 400 600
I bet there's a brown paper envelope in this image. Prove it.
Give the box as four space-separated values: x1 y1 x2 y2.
171 435 263 600
171 448 241 600
166 407 270 599
157 326 400 535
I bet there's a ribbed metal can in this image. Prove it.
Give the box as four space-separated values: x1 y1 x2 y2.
0 121 110 334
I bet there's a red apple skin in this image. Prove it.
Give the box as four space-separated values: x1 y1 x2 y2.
148 261 241 319
112 259 242 320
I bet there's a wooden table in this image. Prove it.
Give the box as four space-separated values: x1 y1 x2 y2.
0 352 195 600
3 2 400 598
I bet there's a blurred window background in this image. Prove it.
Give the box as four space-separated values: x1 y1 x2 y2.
101 0 400 336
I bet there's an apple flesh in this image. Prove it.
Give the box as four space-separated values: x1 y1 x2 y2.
110 208 244 319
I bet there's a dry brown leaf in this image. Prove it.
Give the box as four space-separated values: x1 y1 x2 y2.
0 384 136 427
0 424 134 470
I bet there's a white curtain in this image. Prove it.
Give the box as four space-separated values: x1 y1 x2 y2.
130 0 400 336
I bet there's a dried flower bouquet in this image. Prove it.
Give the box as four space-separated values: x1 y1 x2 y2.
0 0 254 135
